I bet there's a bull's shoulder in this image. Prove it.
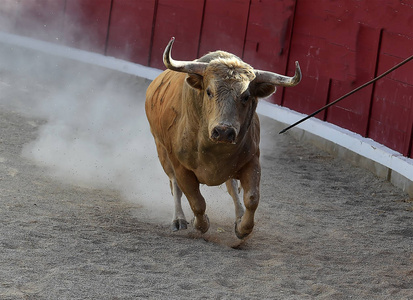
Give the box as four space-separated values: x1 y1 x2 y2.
145 70 187 152
146 70 186 120
146 70 185 106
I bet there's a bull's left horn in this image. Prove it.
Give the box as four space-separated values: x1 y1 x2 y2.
254 61 302 87
163 37 207 75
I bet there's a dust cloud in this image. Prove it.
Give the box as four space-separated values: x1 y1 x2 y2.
0 2 242 228
0 42 235 227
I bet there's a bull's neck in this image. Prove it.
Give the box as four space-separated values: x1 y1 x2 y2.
181 84 204 127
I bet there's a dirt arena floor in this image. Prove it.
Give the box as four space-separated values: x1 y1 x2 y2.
0 45 412 299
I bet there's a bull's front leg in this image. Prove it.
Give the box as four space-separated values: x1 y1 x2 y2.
225 179 245 220
174 165 210 233
236 155 261 239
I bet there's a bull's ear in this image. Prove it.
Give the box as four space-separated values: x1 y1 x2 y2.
186 74 203 90
249 82 277 99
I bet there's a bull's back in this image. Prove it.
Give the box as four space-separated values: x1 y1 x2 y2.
145 70 186 147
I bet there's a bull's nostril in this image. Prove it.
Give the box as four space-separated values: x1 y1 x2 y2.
227 128 236 143
211 127 221 140
211 125 236 143
211 128 219 140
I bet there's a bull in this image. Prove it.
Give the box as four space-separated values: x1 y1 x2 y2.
145 38 301 239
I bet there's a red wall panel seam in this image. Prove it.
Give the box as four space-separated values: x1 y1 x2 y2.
324 78 333 122
104 0 114 56
365 28 383 138
63 0 67 15
196 0 207 58
148 0 159 67
241 0 252 60
280 0 298 107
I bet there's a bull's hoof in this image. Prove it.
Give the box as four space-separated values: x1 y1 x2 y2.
234 219 253 240
191 214 210 234
172 219 188 232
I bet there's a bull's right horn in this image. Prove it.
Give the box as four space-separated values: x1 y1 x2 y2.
163 37 208 75
254 61 302 87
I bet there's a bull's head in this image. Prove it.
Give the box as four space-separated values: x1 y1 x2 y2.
164 37 301 144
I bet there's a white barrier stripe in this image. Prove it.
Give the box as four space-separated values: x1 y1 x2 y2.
257 101 413 181
0 31 162 80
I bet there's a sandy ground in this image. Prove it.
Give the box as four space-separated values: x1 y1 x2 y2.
0 45 412 299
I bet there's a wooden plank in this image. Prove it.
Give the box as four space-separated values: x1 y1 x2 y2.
0 0 21 33
379 35 413 85
326 24 381 136
283 28 331 118
63 0 112 54
354 0 413 38
368 31 413 156
243 0 295 105
282 75 330 120
13 0 66 42
326 78 372 134
149 0 204 69
198 0 250 58
243 0 295 69
293 0 358 50
106 0 156 65
410 107 413 158
371 77 413 156
368 119 409 155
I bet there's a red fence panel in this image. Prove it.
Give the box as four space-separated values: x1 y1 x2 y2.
198 0 250 58
63 0 112 54
326 25 381 135
243 0 296 105
0 0 20 33
149 0 204 69
106 0 156 65
4 0 65 42
282 0 358 119
283 32 330 119
368 31 413 156
354 0 413 38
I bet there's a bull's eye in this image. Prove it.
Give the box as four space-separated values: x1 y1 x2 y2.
206 88 213 99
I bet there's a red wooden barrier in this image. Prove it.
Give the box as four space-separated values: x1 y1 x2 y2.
326 24 380 136
63 0 112 54
369 31 413 156
199 0 250 58
243 0 296 105
14 0 66 42
0 0 412 158
149 0 205 69
106 0 156 65
0 0 18 32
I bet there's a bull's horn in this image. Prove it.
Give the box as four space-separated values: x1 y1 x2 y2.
163 37 207 75
254 61 302 87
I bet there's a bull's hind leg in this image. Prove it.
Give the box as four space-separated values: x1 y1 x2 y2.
170 177 188 231
154 140 188 231
225 179 245 221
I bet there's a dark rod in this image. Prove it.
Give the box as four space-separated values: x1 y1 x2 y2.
279 54 413 134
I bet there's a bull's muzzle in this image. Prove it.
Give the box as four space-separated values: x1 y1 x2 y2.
210 124 237 144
